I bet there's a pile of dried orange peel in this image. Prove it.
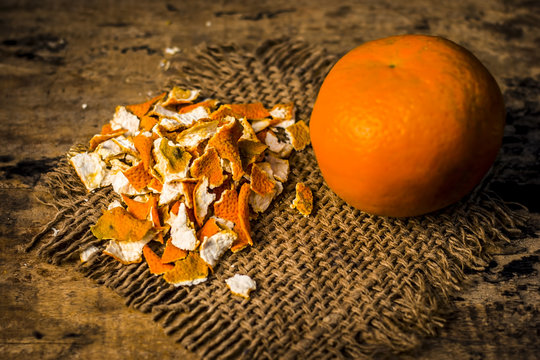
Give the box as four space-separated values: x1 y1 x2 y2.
70 87 313 299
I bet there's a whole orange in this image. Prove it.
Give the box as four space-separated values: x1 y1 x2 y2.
310 34 505 217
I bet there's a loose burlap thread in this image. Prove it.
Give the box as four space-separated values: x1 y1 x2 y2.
28 39 525 359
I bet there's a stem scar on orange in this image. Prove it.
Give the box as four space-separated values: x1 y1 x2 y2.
310 34 505 217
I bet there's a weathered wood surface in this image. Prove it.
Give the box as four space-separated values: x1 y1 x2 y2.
1 0 538 359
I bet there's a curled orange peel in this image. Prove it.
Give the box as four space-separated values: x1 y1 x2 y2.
231 183 252 252
207 118 244 181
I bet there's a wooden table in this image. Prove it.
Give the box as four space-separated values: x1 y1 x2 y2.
1 1 538 358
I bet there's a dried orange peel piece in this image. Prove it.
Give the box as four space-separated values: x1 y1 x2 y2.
151 95 211 129
207 117 244 181
209 105 241 122
123 162 154 192
111 106 140 136
160 87 200 107
148 176 163 193
103 238 150 264
153 138 192 181
111 136 139 157
143 245 174 275
163 251 209 286
231 183 253 252
169 200 181 216
178 99 218 114
161 238 188 263
291 182 313 217
262 129 293 157
228 103 270 120
69 152 107 190
225 274 256 299
249 181 282 213
193 177 216 227
147 195 164 233
213 187 238 224
285 120 311 151
199 230 236 268
198 217 221 243
168 202 199 251
132 133 154 169
176 120 219 149
181 181 196 209
269 102 295 120
91 207 156 242
101 123 115 135
126 92 167 119
140 115 158 132
250 162 276 195
89 129 127 151
80 246 100 263
121 194 150 220
265 153 289 182
239 139 267 168
159 181 185 206
190 148 225 189
238 116 259 141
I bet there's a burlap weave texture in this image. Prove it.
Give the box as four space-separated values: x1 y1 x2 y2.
28 39 524 359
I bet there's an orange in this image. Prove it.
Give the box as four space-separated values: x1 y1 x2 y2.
310 34 505 217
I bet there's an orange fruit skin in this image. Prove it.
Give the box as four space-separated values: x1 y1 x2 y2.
310 35 505 217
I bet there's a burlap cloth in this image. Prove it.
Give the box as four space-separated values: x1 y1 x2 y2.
28 39 525 359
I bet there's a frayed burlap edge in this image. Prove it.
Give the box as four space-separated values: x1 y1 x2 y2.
27 39 527 360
